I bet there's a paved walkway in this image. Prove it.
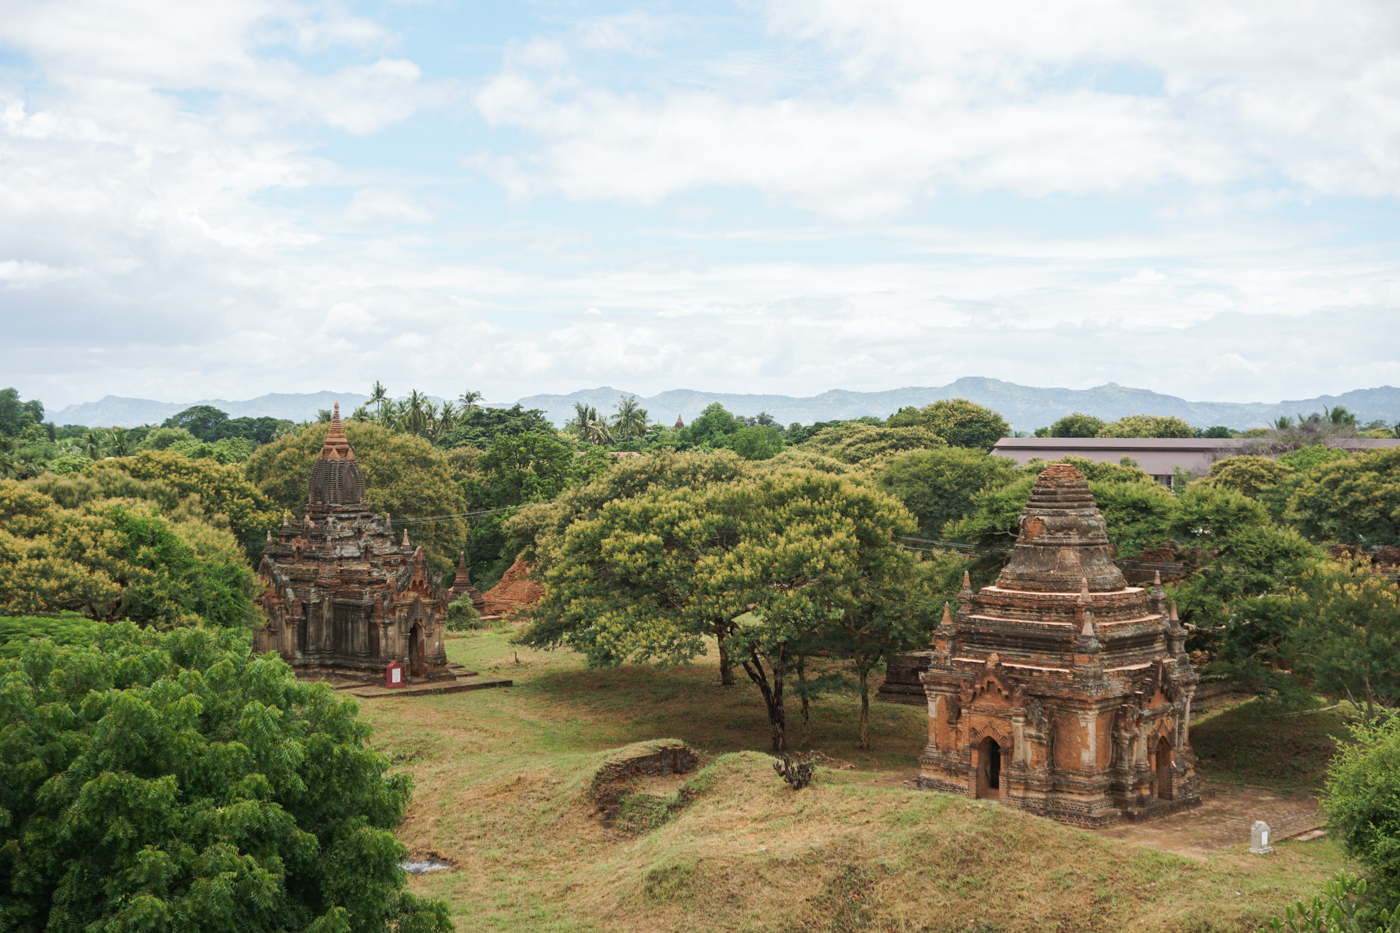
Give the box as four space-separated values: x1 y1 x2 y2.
1093 782 1323 858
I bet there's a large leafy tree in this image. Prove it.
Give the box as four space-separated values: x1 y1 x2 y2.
801 423 946 465
0 478 261 627
0 388 44 438
440 404 555 450
900 398 1010 450
85 450 280 557
244 423 468 569
162 405 231 441
1285 560 1400 718
0 624 452 933
1283 447 1400 548
1097 414 1196 438
1197 454 1293 498
527 469 915 750
1034 412 1106 438
875 447 1021 537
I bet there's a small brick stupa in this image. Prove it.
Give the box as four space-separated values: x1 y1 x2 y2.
917 463 1201 826
449 551 486 613
254 404 451 681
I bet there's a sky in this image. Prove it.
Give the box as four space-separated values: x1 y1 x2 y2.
2 0 1399 411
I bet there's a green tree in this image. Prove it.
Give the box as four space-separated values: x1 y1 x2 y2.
611 395 649 440
802 424 946 465
1097 414 1196 438
1197 454 1293 498
1034 412 1106 438
1284 448 1400 548
86 450 279 557
440 404 555 449
163 405 231 441
1326 715 1400 910
730 425 785 461
683 402 743 448
0 624 452 933
526 469 915 750
244 423 468 569
0 479 261 627
888 398 1010 450
1286 560 1400 717
875 447 1021 537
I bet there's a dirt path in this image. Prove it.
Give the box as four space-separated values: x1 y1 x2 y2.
1093 782 1324 859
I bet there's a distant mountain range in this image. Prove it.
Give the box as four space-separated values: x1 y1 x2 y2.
51 379 1400 432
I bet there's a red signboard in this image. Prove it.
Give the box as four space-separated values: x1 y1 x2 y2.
385 660 404 688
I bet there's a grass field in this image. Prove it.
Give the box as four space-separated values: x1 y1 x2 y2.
361 627 1352 933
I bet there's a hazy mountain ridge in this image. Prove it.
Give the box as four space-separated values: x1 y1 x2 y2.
52 381 1400 432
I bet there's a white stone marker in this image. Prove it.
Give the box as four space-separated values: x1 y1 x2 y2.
1250 820 1275 855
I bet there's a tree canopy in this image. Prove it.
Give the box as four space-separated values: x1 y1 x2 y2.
0 477 262 627
1034 412 1105 438
1096 414 1196 438
0 624 452 933
875 447 1021 537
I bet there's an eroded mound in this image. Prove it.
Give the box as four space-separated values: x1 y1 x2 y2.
590 740 703 828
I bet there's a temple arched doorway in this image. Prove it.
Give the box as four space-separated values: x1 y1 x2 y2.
1157 737 1173 799
978 737 1002 800
409 622 426 678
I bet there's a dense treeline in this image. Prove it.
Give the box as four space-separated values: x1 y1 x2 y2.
4 382 1400 922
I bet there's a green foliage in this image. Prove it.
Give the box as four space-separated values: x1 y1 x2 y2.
245 422 468 570
1326 715 1400 911
524 466 916 749
1287 561 1400 715
1096 414 1196 438
1198 454 1293 498
1034 412 1105 438
886 398 1009 450
1281 444 1353 473
1196 425 1236 438
0 613 105 658
446 596 483 631
730 425 785 460
162 404 231 441
440 404 556 450
0 480 263 628
681 402 744 448
0 387 44 438
87 450 280 557
139 426 200 451
875 447 1021 537
1266 871 1400 933
1284 448 1400 548
0 624 453 933
802 423 946 465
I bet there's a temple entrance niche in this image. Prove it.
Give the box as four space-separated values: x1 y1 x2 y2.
410 623 426 677
978 737 1002 799
1157 737 1173 799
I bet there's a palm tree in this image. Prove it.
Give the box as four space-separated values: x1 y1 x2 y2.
403 391 430 437
458 390 483 414
369 380 389 417
433 401 459 443
612 395 648 440
567 403 613 445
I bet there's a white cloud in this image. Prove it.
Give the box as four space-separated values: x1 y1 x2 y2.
472 0 1400 215
346 187 434 224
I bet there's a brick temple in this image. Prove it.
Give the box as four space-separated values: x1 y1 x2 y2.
916 463 1201 826
254 404 451 680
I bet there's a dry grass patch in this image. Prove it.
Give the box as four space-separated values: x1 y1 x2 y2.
357 630 1350 933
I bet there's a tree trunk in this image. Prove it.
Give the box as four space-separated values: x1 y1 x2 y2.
797 654 810 748
858 664 871 749
715 620 738 687
740 644 787 752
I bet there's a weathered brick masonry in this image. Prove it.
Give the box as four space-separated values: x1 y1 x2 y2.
254 404 452 681
916 463 1201 826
